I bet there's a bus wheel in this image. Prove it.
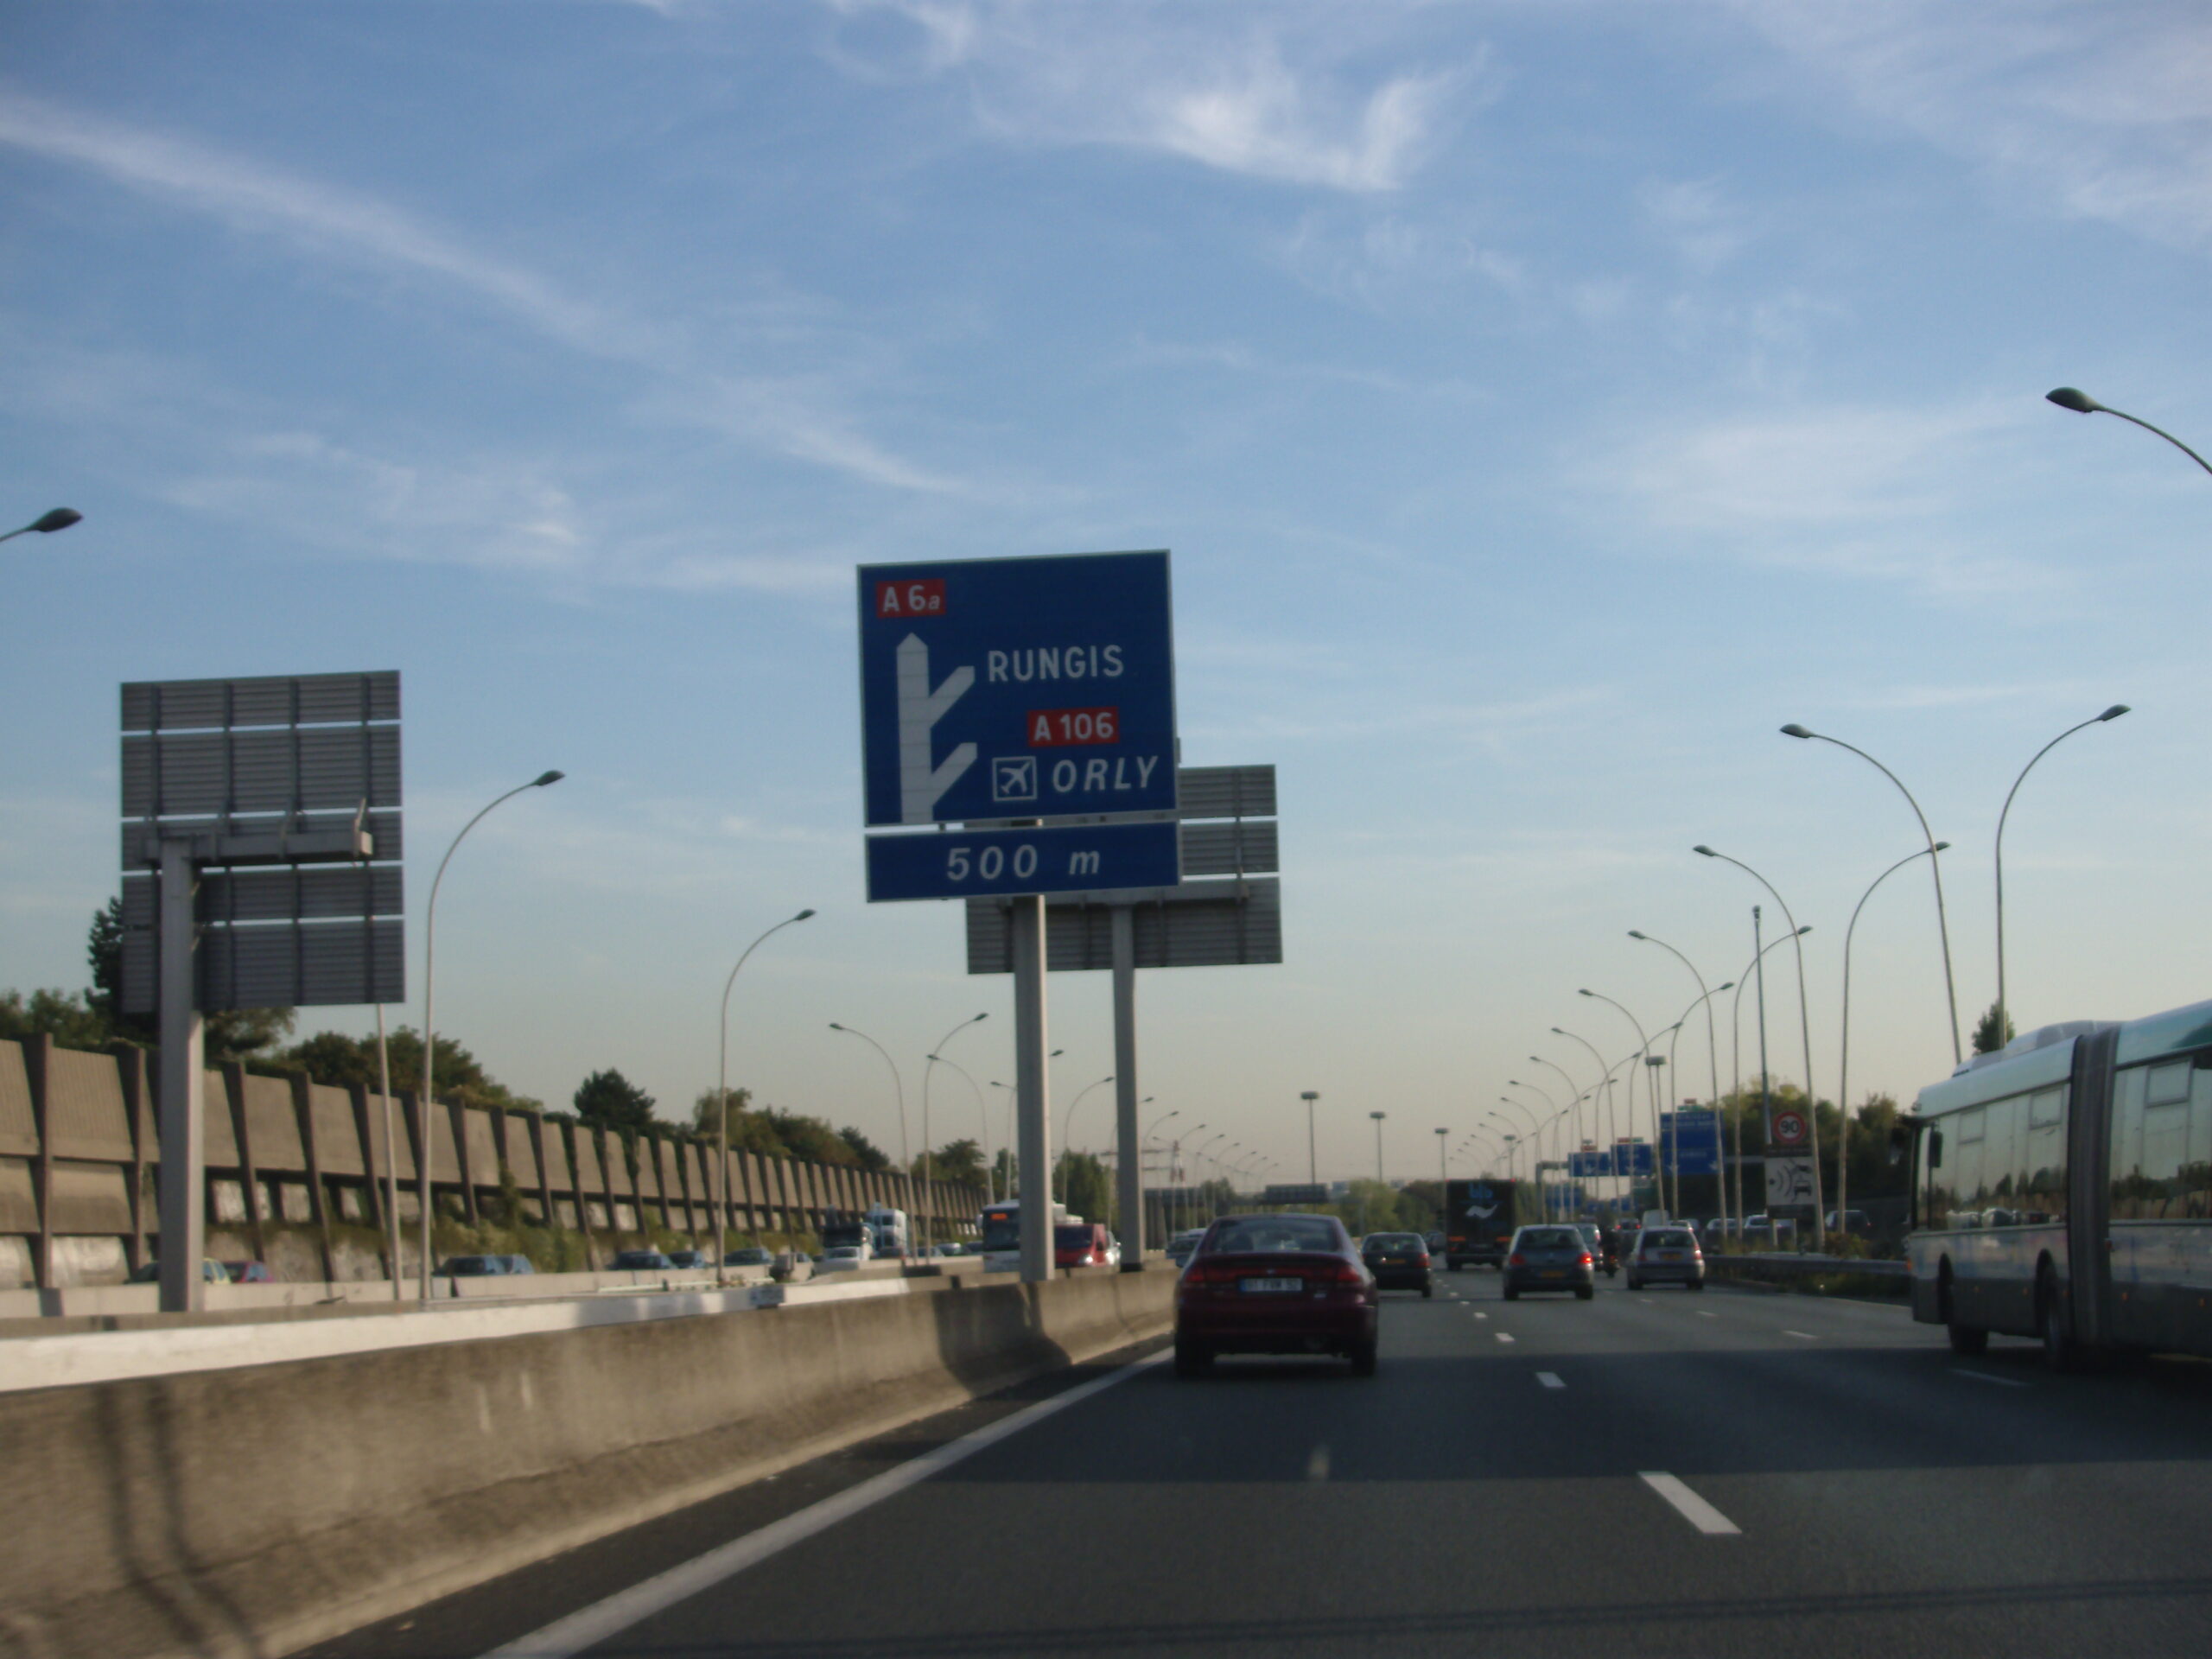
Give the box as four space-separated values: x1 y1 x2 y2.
2039 1268 2080 1373
1947 1320 1988 1356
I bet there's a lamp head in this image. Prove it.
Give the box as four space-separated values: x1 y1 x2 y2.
1627 930 1646 941
1797 925 1814 937
1694 845 1717 858
2100 703 2130 721
2047 386 2101 415
1779 723 1814 741
1578 988 1594 998
828 1021 843 1031
532 770 564 787
1933 841 1951 853
29 509 81 534
793 907 817 922
1716 981 1734 992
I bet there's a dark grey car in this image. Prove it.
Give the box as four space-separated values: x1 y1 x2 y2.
1502 1224 1595 1300
1626 1225 1705 1290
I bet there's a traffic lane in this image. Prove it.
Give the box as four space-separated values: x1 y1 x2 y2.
292 1339 1175 1659
1497 1281 2212 1656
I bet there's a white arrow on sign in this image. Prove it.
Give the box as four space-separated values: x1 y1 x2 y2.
895 634 976 823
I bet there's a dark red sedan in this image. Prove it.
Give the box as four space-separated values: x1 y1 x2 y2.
1173 1213 1378 1377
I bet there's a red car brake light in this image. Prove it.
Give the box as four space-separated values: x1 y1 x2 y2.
1507 1252 1526 1268
1577 1252 1593 1267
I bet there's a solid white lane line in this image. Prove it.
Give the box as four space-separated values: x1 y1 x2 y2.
1536 1371 1565 1389
1495 1332 1516 1344
1783 1330 1818 1340
1954 1369 2031 1389
1639 1472 1742 1536
480 1351 1167 1659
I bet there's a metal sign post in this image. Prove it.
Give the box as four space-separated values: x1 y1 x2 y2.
857 552 1179 1284
123 672 404 1313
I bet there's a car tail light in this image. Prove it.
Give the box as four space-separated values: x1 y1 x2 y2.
1181 1260 1238 1287
1577 1252 1592 1267
1508 1252 1526 1268
1414 1253 1431 1268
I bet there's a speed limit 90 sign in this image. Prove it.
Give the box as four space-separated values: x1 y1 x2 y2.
1771 1109 1809 1147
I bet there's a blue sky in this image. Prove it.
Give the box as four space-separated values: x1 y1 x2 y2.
3 1 2208 1187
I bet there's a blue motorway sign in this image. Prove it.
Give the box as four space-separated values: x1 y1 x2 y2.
1568 1142 1656 1179
857 551 1177 828
1659 1110 1722 1176
866 821 1180 904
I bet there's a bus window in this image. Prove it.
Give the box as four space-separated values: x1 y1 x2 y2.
2113 1064 2193 1220
1953 1108 1986 1225
2024 1088 2067 1221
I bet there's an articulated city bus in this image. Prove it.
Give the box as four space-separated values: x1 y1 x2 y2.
976 1198 1073 1265
1909 996 2212 1369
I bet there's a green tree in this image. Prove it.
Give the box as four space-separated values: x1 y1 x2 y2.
1973 1000 2016 1056
1057 1150 1110 1223
760 1107 861 1165
920 1137 985 1184
838 1127 890 1171
575 1068 656 1134
692 1085 753 1142
86 896 155 1043
0 988 112 1048
275 1027 531 1106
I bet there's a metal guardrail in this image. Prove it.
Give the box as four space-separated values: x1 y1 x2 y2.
1707 1252 1910 1292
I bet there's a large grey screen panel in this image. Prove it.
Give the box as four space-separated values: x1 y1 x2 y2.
121 726 400 817
965 879 1281 973
1179 820 1278 877
1177 766 1276 821
121 671 400 734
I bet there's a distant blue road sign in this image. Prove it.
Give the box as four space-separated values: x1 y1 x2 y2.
1660 1110 1722 1176
857 551 1178 828
865 822 1180 903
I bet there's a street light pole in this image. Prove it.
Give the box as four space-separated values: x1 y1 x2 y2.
1579 989 1656 1196
1057 1074 1116 1198
1370 1110 1388 1187
420 769 563 1301
1433 1127 1449 1229
927 1053 993 1206
1778 727 1961 1065
1630 931 1727 1225
1301 1090 1320 1185
1995 706 2130 1044
828 1022 907 1242
1838 844 1945 1250
713 909 816 1280
919 1013 987 1251
1698 847 1827 1249
2046 388 2212 477
1730 921 1812 1237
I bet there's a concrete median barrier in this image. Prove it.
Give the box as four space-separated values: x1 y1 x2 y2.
0 1264 1173 1659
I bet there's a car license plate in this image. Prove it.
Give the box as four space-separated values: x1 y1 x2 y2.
1242 1277 1300 1294
1661 1253 1682 1262
1541 1269 1564 1279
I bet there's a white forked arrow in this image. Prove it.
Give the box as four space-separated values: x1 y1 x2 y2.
895 633 976 823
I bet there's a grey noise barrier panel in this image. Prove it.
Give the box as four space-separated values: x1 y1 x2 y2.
0 1265 1177 1659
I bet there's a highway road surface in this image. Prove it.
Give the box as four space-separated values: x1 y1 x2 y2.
304 1274 2212 1659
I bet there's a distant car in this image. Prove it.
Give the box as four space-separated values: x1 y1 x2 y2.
219 1261 273 1283
1174 1213 1378 1377
1054 1223 1116 1268
1627 1225 1705 1291
1824 1209 1873 1236
130 1259 229 1283
664 1249 711 1268
439 1255 507 1277
930 1243 968 1257
724 1246 772 1267
1359 1231 1433 1297
608 1249 673 1271
817 1245 869 1273
1503 1225 1595 1301
1166 1230 1206 1267
497 1255 534 1274
1573 1223 1605 1269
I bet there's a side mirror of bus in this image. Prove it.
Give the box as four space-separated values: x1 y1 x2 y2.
1927 1129 1943 1170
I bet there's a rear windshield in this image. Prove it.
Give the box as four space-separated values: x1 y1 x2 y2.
1645 1230 1696 1249
1519 1229 1581 1249
1207 1217 1342 1255
1054 1227 1096 1247
1364 1234 1423 1249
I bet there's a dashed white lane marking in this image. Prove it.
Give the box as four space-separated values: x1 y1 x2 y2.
1696 1311 1718 1319
1954 1369 2030 1389
1471 1311 1489 1320
1783 1330 1818 1340
1495 1332 1516 1344
1639 1471 1742 1536
1536 1371 1565 1389
480 1351 1166 1658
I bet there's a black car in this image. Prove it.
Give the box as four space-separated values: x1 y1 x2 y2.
664 1249 710 1268
607 1249 673 1271
1360 1231 1434 1297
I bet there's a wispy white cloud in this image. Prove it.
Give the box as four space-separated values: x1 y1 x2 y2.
1638 176 1755 271
823 1 1478 193
1588 397 2076 599
0 91 966 499
1731 1 2212 251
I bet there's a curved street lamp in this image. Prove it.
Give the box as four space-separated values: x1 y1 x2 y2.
0 507 83 543
1058 1074 1116 1196
1728 923 1812 1234
927 1052 993 1205
2046 388 2212 478
1838 845 1945 1252
1697 846 1827 1249
1777 727 1961 1064
1579 989 1657 1173
1630 930 1727 1219
919 1013 988 1249
710 907 817 1277
827 1021 908 1239
1995 705 2130 1041
420 769 563 1300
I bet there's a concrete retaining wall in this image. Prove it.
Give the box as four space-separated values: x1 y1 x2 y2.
0 1263 1175 1659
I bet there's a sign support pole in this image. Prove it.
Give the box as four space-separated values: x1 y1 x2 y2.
1111 906 1143 1269
156 842 207 1314
1013 893 1053 1284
